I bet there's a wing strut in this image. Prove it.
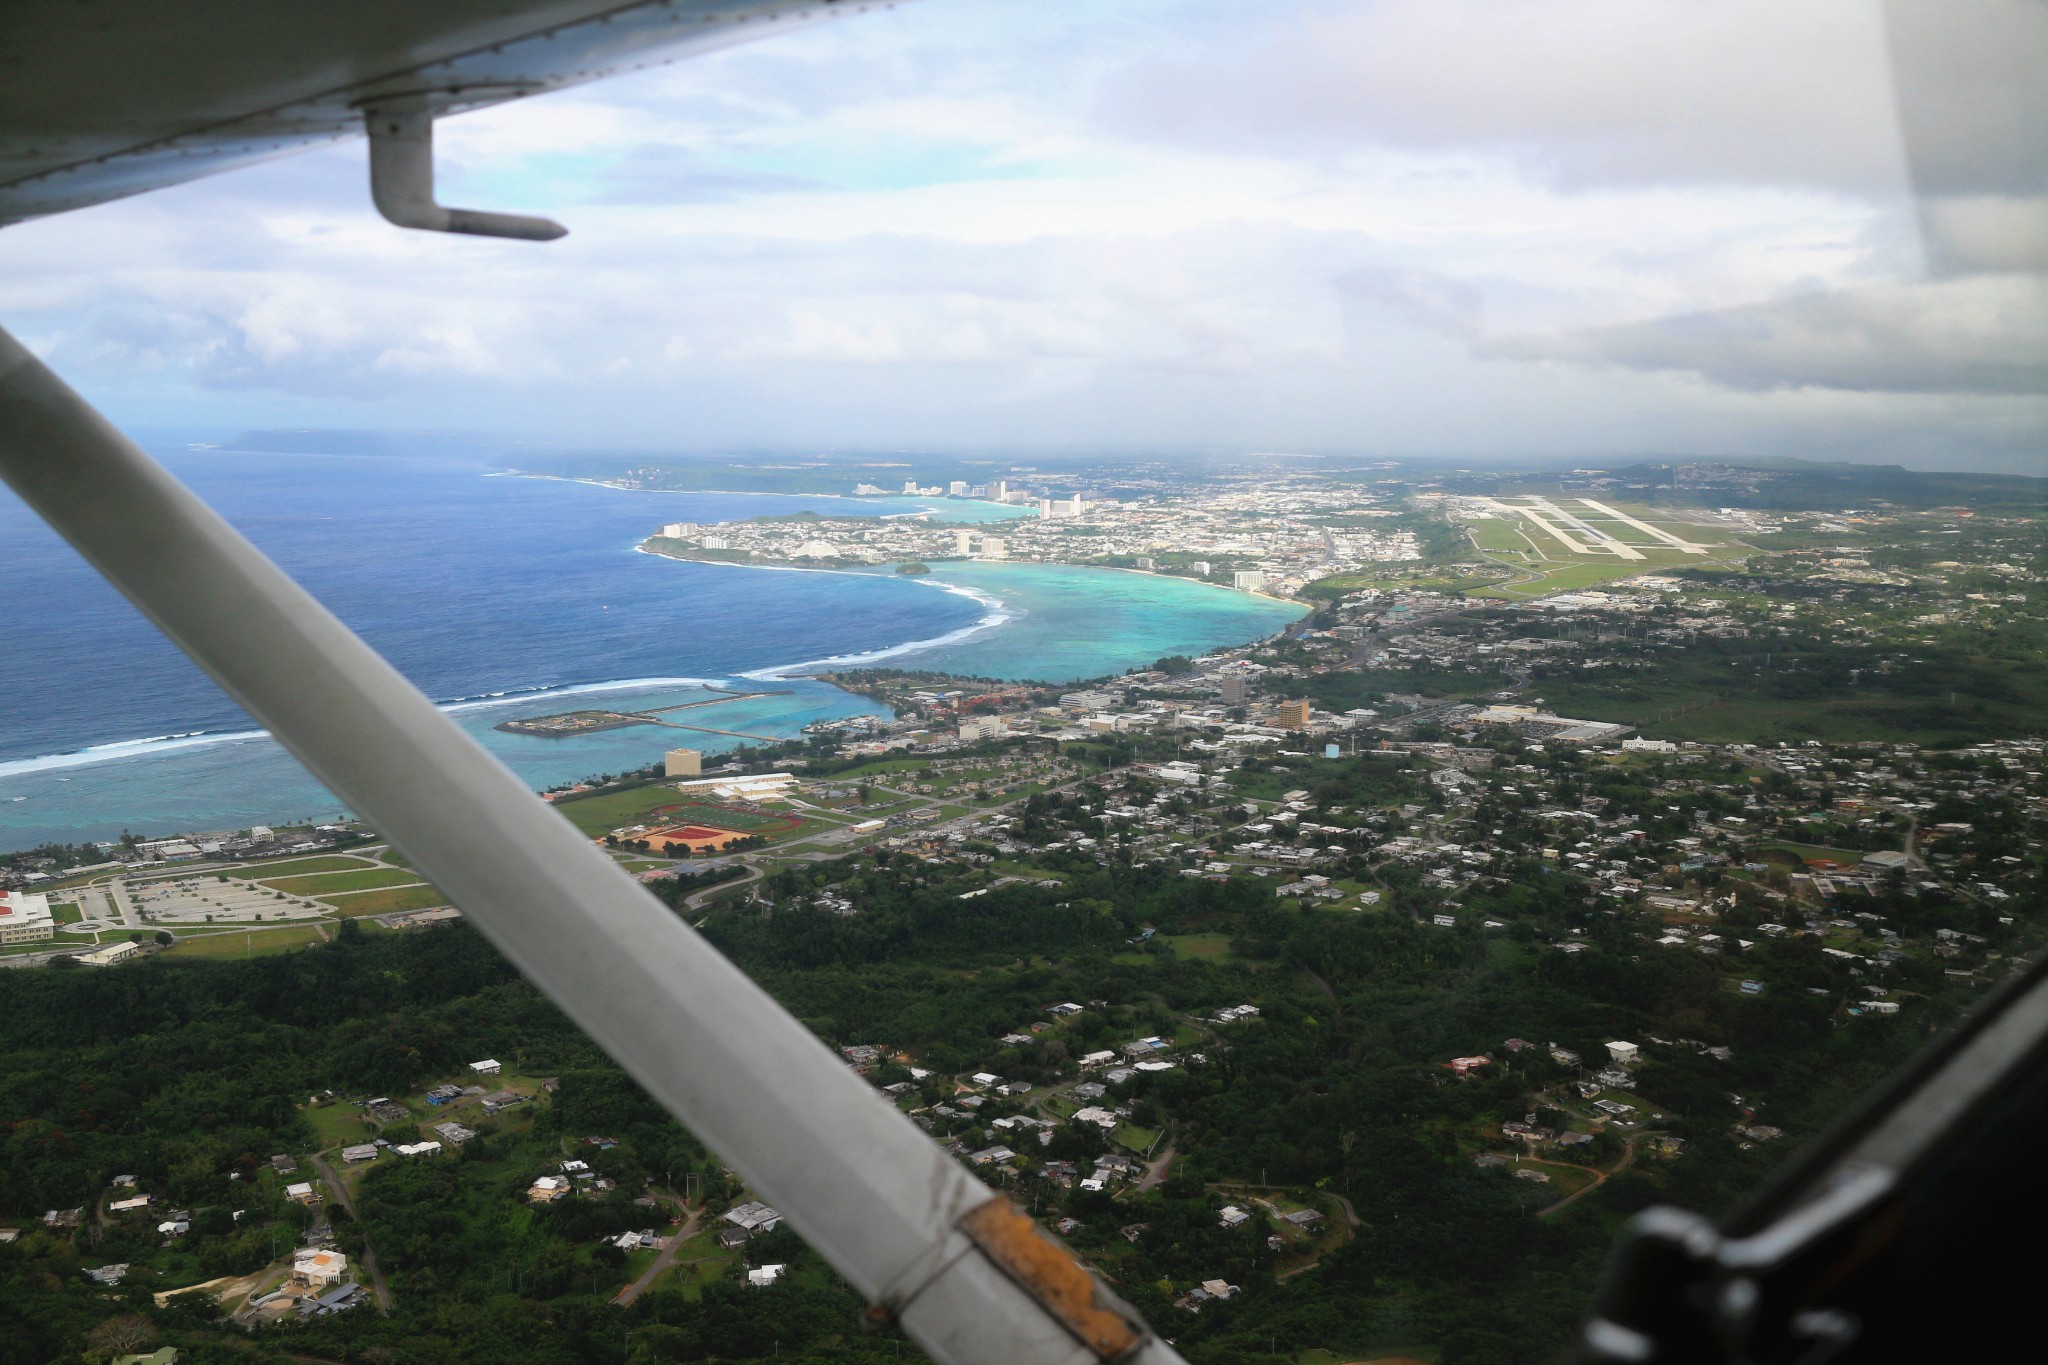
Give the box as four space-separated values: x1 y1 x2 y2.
0 327 1174 1365
363 97 567 241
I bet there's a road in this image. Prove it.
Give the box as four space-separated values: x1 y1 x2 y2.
107 877 141 929
1134 1142 1178 1193
1534 1132 1651 1217
682 864 762 911
612 1196 701 1307
310 1154 393 1313
678 769 1098 905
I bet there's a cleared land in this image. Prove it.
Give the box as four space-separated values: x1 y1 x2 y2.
261 868 424 896
237 855 381 877
165 926 327 959
549 784 699 838
323 884 449 916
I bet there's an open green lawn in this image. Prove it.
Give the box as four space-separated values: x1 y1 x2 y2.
1113 1122 1163 1154
51 901 83 923
820 758 932 781
660 802 798 834
165 925 327 959
1466 517 1535 553
304 1101 375 1151
323 884 449 916
1164 932 1237 961
548 783 699 838
239 855 380 877
262 867 424 895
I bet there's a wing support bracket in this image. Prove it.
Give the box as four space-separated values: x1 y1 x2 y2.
361 96 565 241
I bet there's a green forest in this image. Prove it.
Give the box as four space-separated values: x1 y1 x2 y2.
0 767 2007 1365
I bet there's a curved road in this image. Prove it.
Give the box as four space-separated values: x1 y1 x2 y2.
613 1196 702 1307
1534 1132 1653 1217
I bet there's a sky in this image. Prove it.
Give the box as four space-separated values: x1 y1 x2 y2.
2 0 2042 472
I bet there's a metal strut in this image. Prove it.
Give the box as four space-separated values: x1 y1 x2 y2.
0 326 1174 1365
362 97 566 241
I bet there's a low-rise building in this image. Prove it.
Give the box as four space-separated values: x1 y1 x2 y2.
0 889 54 944
291 1248 349 1291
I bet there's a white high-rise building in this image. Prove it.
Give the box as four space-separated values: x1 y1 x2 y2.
989 480 1008 502
1233 570 1267 591
948 480 969 496
660 522 700 539
902 479 919 495
953 530 976 556
978 536 1007 560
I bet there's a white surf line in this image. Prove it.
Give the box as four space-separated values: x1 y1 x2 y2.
1576 498 1709 554
1527 495 1646 561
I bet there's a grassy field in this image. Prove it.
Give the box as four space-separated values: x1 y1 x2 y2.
1465 517 1536 553
1164 932 1238 961
262 867 424 895
323 884 448 916
548 784 696 838
51 901 83 923
660 802 798 834
165 926 327 959
240 855 381 877
304 1101 375 1151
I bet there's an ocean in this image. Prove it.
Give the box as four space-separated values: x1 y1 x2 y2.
0 451 1302 848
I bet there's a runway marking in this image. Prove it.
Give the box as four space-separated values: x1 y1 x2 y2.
1576 498 1709 554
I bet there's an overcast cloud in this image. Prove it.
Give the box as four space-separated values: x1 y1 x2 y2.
0 0 2040 472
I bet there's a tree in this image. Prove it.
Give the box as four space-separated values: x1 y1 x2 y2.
86 1314 157 1358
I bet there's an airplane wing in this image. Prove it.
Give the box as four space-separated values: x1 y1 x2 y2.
0 1 872 228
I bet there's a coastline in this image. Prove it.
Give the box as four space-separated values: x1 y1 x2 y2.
631 544 1019 680
2 556 1301 784
505 473 1027 525
639 537 1310 614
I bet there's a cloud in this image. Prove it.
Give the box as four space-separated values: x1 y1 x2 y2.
589 144 822 205
1487 273 2048 396
1098 0 1916 195
0 0 2039 471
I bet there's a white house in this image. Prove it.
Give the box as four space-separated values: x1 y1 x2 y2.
292 1248 348 1290
1606 1041 1641 1066
747 1263 787 1287
469 1059 501 1075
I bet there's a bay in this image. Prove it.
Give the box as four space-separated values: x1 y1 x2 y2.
0 451 1300 848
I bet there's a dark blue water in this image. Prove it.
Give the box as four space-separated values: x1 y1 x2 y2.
0 452 1299 849
0 451 983 766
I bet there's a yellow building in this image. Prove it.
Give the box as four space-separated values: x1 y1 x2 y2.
0 890 54 945
664 747 703 778
1275 699 1312 729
